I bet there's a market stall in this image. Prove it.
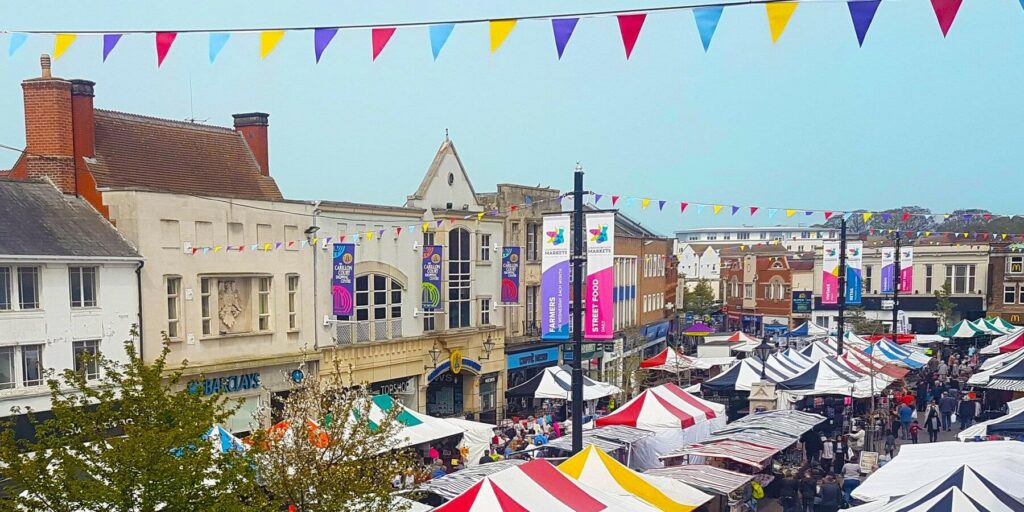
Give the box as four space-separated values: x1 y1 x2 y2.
640 348 736 373
504 364 621 401
699 358 792 392
957 397 1024 441
783 321 829 338
848 465 1024 512
417 459 528 503
537 424 656 468
970 353 1024 391
980 329 1024 355
775 357 889 398
644 464 752 512
442 417 498 467
559 445 713 511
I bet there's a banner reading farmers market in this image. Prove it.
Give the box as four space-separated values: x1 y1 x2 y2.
541 214 570 340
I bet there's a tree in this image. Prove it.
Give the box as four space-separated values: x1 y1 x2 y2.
247 367 416 512
934 282 957 331
845 306 885 335
0 331 266 512
683 279 717 317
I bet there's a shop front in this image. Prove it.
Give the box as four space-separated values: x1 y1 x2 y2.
741 314 763 336
187 360 317 435
562 343 604 380
425 352 482 418
506 345 561 389
370 376 420 410
763 316 789 338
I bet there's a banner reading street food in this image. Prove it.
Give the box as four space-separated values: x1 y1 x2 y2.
881 247 895 294
332 243 355 316
585 212 615 340
422 245 444 312
541 214 570 340
900 247 914 293
501 247 521 304
846 242 863 305
822 241 840 305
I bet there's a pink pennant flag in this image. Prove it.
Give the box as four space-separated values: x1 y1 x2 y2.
983 213 993 221
372 27 396 61
931 0 963 37
155 32 177 67
396 227 403 236
611 195 620 206
750 206 759 216
824 211 834 220
617 14 647 59
680 202 689 213
902 212 911 221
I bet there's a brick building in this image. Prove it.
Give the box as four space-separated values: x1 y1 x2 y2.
721 247 810 336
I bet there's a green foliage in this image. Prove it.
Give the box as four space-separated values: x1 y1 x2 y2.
934 282 957 330
247 367 415 512
683 279 718 317
845 306 885 335
0 330 266 512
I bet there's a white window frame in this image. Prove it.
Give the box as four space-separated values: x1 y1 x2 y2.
449 228 472 329
1008 256 1024 274
1005 284 1016 305
21 344 43 387
166 276 182 339
200 277 212 336
257 277 272 332
287 274 300 331
15 267 40 310
480 297 491 325
73 340 100 381
925 264 933 293
69 266 98 309
479 234 491 262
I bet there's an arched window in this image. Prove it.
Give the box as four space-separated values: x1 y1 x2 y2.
449 228 472 329
355 274 403 322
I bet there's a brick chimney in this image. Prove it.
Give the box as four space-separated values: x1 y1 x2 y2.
233 112 270 176
21 54 76 194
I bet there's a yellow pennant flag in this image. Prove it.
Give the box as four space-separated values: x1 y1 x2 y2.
713 205 723 215
260 31 285 59
785 209 795 217
641 198 651 210
1003 234 1008 240
367 231 374 240
766 3 798 43
924 231 931 237
54 34 77 60
214 246 222 253
264 243 271 251
963 232 968 238
740 245 746 251
862 212 873 222
490 19 517 53
422 222 429 233
312 237 319 245
476 212 485 221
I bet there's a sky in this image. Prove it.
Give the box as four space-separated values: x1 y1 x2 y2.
1 0 1022 236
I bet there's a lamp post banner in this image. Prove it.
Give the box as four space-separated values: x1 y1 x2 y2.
501 246 521 304
422 245 444 312
584 212 615 340
846 242 863 305
541 214 571 340
822 241 840 305
332 243 356 316
881 247 895 294
900 247 913 293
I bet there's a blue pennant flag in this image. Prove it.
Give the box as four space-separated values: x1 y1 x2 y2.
693 6 724 52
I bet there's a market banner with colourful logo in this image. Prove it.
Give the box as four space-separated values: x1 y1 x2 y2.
332 243 355 316
846 242 863 305
541 214 571 340
822 241 840 305
422 245 444 312
880 247 895 294
501 247 521 304
900 247 914 293
584 212 615 340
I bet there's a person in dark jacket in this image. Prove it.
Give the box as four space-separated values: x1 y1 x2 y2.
799 470 817 512
925 402 942 442
958 396 975 430
939 392 957 431
801 430 823 463
778 471 800 512
915 381 928 412
818 475 842 512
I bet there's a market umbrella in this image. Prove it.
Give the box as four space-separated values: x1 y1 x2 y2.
558 444 713 511
683 323 713 336
941 320 984 339
990 317 1019 331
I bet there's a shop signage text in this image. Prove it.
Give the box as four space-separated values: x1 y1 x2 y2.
791 291 813 314
506 346 560 370
190 372 261 396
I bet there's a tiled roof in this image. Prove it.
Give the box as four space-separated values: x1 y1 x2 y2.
86 110 282 201
0 179 139 258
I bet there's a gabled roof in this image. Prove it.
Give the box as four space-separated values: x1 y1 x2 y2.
86 110 282 201
406 139 481 210
0 179 139 258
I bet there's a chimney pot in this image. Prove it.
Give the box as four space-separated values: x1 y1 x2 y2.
40 54 51 78
233 112 270 177
70 79 95 97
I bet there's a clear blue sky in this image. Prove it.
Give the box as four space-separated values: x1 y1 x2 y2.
2 0 1022 235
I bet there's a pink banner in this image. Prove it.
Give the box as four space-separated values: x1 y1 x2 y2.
585 212 615 340
822 241 840 304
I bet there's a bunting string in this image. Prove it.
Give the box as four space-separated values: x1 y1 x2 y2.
1 0 990 64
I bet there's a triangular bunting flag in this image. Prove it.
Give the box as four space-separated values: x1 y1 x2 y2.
102 34 122 62
260 31 285 59
314 28 338 63
863 212 873 222
422 223 429 233
1003 234 1008 240
617 14 647 59
768 208 778 218
54 34 77 60
641 198 651 210
824 211 833 220
882 213 891 221
429 23 454 60
983 213 993 221
436 220 444 228
396 227 403 236
731 206 740 216
510 205 518 212
377 229 385 238
750 206 759 216
275 242 283 250
156 32 177 67
611 195 619 206
805 211 814 216
551 18 579 59
658 200 666 211
693 6 724 52
8 33 27 57
209 33 230 63
766 3 799 43
476 212 485 220
696 205 705 215
931 0 963 37
593 193 603 204
713 205 723 215
786 209 796 217
372 27 396 60
902 212 911 221
490 19 517 53
964 214 973 221
848 0 881 47
680 202 688 213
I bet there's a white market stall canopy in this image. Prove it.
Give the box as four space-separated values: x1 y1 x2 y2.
505 364 621 401
958 397 1024 441
849 465 1024 512
639 347 735 372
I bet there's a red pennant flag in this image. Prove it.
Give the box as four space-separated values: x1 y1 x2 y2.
611 195 619 206
750 206 759 216
372 27 396 61
930 0 963 37
191 247 199 255
396 227 403 236
824 211 834 220
288 241 295 247
680 202 689 213
510 205 518 212
983 213 992 221
156 32 177 67
869 228 875 235
339 235 346 243
617 14 647 59
901 212 910 222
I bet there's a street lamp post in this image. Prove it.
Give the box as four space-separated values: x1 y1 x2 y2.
754 339 773 381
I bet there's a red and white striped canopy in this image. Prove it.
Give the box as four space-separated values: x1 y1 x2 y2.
726 331 759 343
434 458 657 512
639 348 688 369
595 383 725 431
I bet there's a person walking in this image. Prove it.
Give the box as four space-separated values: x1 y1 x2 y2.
925 401 942 442
778 470 800 512
818 475 842 512
820 436 835 475
909 419 920 444
898 402 914 440
958 395 975 430
801 429 823 464
841 457 862 508
799 470 817 512
939 392 956 431
884 432 897 458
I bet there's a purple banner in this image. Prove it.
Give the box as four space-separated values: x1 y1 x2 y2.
332 243 355 316
422 245 444 311
881 247 895 294
501 247 521 304
541 215 570 340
